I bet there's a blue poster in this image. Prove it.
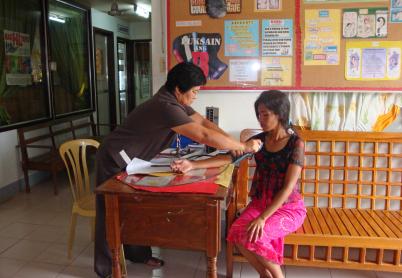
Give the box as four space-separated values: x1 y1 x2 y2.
224 20 259 57
262 19 293 56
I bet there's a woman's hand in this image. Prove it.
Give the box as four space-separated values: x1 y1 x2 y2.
243 139 262 153
246 216 266 243
170 159 193 173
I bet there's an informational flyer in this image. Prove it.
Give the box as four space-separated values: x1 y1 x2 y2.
229 59 259 82
189 0 241 15
4 30 32 86
261 57 292 86
304 9 341 65
225 20 259 57
345 41 402 80
262 19 293 57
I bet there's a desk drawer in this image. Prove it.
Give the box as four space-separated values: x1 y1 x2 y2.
119 196 217 251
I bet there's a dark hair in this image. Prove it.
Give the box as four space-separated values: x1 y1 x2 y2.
165 62 206 94
254 90 290 129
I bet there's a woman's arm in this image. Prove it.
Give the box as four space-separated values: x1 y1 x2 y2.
171 154 232 173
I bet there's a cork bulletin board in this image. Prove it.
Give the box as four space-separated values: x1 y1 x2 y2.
167 0 402 91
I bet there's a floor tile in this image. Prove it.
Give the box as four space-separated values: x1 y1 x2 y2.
12 261 64 278
0 236 19 254
0 223 40 239
0 258 27 278
330 269 377 278
57 266 98 278
375 271 402 278
34 242 89 266
23 225 66 243
286 266 331 278
0 239 50 261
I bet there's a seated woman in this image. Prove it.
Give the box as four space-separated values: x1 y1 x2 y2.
171 90 306 278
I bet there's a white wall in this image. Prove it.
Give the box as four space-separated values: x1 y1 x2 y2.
0 130 21 187
129 22 151 40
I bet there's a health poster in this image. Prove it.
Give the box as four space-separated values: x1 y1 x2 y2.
345 41 402 80
225 20 259 57
304 9 341 65
343 8 388 38
261 57 292 86
262 19 293 57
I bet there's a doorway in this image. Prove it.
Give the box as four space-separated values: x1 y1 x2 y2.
117 37 134 123
133 40 152 106
93 28 116 135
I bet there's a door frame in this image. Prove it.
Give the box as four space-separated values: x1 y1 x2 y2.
117 37 135 117
93 27 117 130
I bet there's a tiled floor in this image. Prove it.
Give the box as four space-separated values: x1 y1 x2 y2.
0 178 400 278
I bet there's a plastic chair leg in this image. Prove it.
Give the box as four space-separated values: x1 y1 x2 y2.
120 245 127 277
68 212 77 259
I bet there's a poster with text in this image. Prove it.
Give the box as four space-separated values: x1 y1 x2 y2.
189 0 241 15
4 30 32 85
229 59 259 82
261 57 292 86
225 20 259 57
262 19 293 57
304 9 341 65
255 0 282 12
345 41 402 80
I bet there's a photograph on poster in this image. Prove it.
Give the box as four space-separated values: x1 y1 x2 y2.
391 0 402 8
343 8 388 38
387 48 401 78
255 0 281 11
346 48 361 78
391 8 402 22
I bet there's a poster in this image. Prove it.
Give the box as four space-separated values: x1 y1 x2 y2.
304 9 341 65
4 30 32 86
262 19 293 57
189 0 241 15
391 0 402 23
345 41 402 80
229 59 259 82
261 57 292 86
255 0 282 11
172 32 228 80
305 0 387 3
343 8 388 38
225 20 259 57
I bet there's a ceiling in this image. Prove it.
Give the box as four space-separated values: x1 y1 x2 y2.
75 0 152 23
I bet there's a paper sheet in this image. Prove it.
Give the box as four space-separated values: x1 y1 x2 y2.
126 157 172 175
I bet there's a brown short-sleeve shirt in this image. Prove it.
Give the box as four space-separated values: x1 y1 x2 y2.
97 86 195 171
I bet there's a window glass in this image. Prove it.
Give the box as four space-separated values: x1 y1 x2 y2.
0 0 49 127
48 0 91 115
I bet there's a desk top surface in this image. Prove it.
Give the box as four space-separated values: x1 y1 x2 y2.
95 172 230 200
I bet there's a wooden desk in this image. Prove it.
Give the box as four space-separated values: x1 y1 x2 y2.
95 174 231 278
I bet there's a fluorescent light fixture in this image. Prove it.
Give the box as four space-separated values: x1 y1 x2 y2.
135 3 151 18
49 13 65 23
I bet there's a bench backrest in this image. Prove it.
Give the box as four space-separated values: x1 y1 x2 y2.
17 113 97 158
237 129 402 211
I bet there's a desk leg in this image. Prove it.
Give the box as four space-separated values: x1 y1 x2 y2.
206 201 219 278
105 195 122 278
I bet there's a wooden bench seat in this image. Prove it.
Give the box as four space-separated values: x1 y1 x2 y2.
17 112 110 195
226 129 402 276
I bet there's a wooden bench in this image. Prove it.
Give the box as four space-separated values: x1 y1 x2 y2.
226 129 402 276
17 112 106 195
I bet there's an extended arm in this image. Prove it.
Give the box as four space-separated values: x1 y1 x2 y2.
171 154 232 173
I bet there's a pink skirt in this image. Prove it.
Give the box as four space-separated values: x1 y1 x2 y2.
227 198 306 265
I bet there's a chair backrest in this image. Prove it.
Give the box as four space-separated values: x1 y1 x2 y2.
59 139 100 202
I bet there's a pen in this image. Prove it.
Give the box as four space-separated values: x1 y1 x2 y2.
151 164 171 167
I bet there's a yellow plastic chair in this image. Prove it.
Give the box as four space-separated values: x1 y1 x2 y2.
59 139 127 276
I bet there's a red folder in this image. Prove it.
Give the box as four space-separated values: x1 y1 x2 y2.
116 173 218 194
